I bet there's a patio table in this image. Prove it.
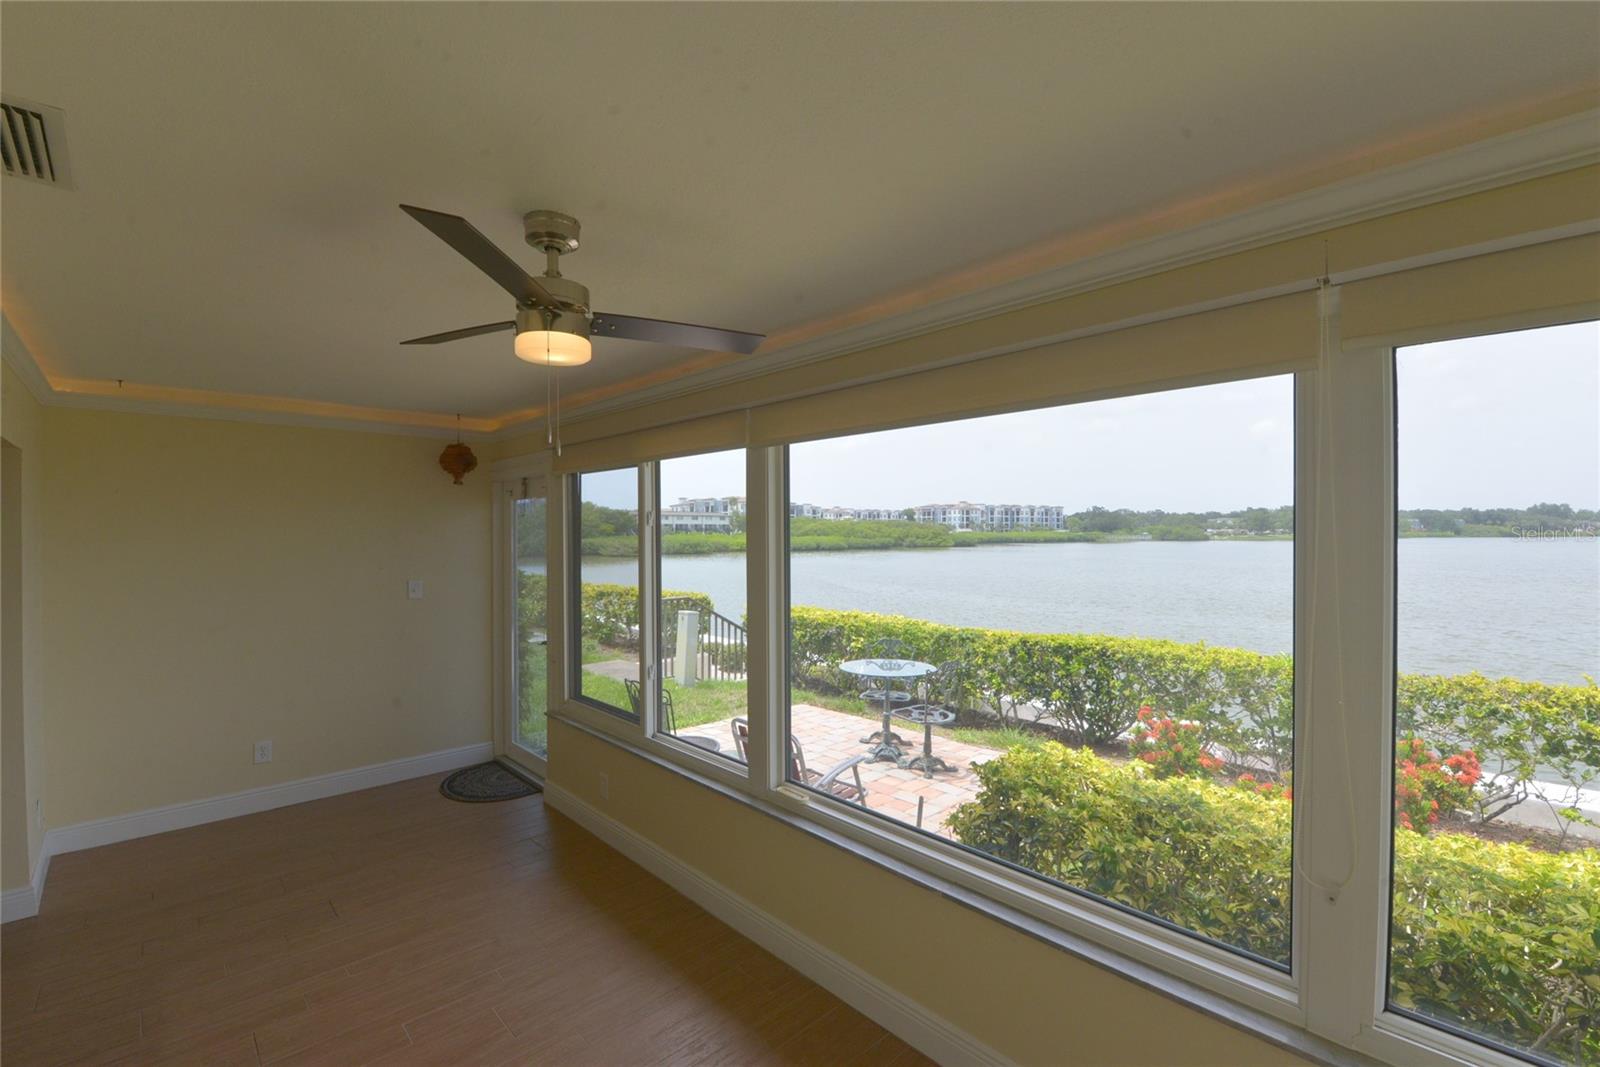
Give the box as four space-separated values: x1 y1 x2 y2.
839 657 936 763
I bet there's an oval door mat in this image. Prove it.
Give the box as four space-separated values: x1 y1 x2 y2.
440 761 541 802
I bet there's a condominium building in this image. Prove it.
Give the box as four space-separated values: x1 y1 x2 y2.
912 501 1066 531
663 495 747 534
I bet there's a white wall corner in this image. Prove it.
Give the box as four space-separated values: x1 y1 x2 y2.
0 314 55 406
0 848 49 922
543 781 1012 1067
1 884 37 922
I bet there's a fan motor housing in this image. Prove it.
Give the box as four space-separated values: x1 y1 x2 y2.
526 273 590 315
516 304 591 338
523 210 580 254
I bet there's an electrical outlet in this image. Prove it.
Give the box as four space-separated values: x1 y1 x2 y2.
253 740 273 764
598 772 609 801
406 579 424 600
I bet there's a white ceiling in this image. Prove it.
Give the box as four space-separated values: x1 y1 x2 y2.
2 2 1597 421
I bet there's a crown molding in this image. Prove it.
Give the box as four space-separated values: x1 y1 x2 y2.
6 108 1597 440
0 322 492 439
42 378 496 440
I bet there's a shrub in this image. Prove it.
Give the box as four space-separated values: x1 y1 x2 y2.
1391 831 1600 1060
1394 737 1479 833
1397 672 1600 833
1129 706 1223 778
946 743 1293 962
949 744 1600 1060
1234 773 1290 801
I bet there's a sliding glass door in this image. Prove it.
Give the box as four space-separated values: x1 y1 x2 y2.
511 487 551 763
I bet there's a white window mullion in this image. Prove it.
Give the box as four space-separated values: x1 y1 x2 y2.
1300 288 1394 1049
743 445 784 795
491 481 514 757
549 472 573 713
639 462 660 741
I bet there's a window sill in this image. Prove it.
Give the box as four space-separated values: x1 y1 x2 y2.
549 710 1379 1067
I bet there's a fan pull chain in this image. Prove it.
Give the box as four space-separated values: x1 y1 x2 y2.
542 332 562 456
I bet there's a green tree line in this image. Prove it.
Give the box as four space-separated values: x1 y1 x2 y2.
516 500 1597 561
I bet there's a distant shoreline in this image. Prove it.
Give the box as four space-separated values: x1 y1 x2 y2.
561 527 1598 558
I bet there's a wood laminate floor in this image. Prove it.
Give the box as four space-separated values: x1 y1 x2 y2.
1 772 932 1066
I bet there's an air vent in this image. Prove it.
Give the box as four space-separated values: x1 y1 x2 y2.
1 97 71 187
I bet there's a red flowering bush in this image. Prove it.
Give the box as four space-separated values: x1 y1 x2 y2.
1235 772 1292 801
1129 705 1223 778
1395 737 1480 833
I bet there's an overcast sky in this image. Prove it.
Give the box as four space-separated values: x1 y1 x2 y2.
589 321 1598 513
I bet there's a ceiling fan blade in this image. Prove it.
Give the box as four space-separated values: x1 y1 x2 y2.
589 312 765 354
400 321 516 345
399 204 556 308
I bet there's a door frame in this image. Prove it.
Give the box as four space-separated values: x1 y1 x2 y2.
492 452 553 779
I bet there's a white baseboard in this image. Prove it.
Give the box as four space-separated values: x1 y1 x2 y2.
1 881 35 922
543 781 1009 1067
1 741 491 923
2 830 54 922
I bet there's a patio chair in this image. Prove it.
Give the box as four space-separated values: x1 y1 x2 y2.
729 718 869 805
898 661 964 777
626 678 720 753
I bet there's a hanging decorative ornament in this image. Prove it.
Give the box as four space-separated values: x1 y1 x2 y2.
438 415 478 484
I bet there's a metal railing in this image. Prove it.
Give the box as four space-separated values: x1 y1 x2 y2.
661 597 748 682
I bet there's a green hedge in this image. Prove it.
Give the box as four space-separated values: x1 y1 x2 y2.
791 606 1291 767
949 744 1600 1060
517 574 714 652
789 606 1599 819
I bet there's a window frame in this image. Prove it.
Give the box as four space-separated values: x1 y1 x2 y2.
775 376 1309 1019
648 451 753 774
539 301 1594 1067
491 452 554 781
1366 320 1600 1067
568 465 647 722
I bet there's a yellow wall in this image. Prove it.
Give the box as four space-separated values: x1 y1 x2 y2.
547 720 1311 1066
37 407 492 829
1 361 47 889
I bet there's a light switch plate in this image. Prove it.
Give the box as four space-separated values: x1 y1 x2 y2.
407 580 424 600
253 740 273 764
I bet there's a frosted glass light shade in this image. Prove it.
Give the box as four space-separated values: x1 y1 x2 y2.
515 329 592 366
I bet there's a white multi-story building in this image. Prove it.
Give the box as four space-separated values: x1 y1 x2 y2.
663 495 747 534
787 499 1065 531
913 501 987 530
910 501 1065 531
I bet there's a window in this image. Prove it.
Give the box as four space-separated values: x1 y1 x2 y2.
512 492 550 757
785 376 1296 965
653 450 750 765
1391 323 1599 1066
572 467 642 716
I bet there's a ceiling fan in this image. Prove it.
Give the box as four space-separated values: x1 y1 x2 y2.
398 205 765 367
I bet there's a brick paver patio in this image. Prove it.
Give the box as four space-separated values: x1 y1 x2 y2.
678 702 1004 838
